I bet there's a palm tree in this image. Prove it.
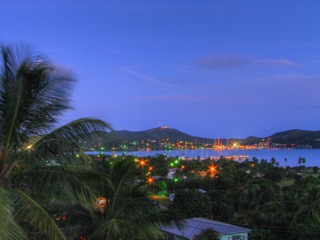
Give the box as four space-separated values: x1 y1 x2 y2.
224 169 260 212
91 158 179 240
259 187 304 239
299 185 320 227
0 44 111 239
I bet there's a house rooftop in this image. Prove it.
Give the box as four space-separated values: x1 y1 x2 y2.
161 217 251 239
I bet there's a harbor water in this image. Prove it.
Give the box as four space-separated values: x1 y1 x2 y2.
86 148 320 167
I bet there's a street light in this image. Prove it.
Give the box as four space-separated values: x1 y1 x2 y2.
208 164 217 177
147 177 154 195
139 159 147 167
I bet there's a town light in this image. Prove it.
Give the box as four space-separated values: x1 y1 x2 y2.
95 197 108 213
208 164 217 177
139 159 147 167
147 177 154 184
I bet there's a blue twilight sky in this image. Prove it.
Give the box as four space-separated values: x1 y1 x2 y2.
1 0 320 138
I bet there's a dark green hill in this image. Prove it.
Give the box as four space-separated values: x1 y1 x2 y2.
239 129 320 148
267 129 320 148
106 127 214 143
269 129 320 139
241 136 263 145
83 128 320 150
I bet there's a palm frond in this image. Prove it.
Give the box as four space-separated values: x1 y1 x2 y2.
29 119 112 164
46 118 112 142
92 159 180 240
0 44 75 150
15 165 98 203
0 187 26 240
12 189 67 240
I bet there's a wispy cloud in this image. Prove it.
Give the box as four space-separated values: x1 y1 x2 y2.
194 54 298 70
195 55 250 70
252 58 297 67
121 68 176 87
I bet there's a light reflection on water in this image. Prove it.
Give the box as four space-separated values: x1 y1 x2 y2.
86 149 320 167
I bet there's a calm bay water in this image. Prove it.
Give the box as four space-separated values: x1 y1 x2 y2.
86 148 320 167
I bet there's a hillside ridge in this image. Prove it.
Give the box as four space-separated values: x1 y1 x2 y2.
85 127 320 150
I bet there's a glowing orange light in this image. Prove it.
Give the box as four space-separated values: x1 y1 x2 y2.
55 212 68 221
147 177 154 184
148 166 153 171
208 164 217 177
95 197 108 213
139 159 146 167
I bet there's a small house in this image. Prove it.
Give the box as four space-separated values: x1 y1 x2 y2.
160 217 251 240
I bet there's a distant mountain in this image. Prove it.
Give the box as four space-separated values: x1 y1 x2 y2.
240 136 263 145
267 129 320 148
84 127 320 150
269 129 320 139
105 126 215 143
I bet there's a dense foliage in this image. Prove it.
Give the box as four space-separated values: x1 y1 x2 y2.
87 154 320 240
169 189 212 218
90 157 179 240
166 156 320 240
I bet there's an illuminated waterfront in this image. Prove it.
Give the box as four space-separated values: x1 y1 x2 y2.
86 148 320 167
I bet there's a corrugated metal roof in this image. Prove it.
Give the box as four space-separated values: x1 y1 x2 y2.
160 217 251 239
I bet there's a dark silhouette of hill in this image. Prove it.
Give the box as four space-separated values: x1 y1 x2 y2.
106 127 215 143
269 129 320 139
85 127 320 149
241 136 262 145
241 129 320 148
267 129 320 148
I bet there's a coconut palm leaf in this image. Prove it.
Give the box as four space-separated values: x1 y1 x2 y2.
91 159 179 240
0 45 74 151
33 118 110 146
12 189 67 240
0 44 112 239
0 187 26 240
19 118 112 167
300 185 320 226
16 165 101 203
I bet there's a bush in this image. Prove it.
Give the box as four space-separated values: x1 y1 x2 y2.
264 171 282 182
194 229 220 240
169 189 212 218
